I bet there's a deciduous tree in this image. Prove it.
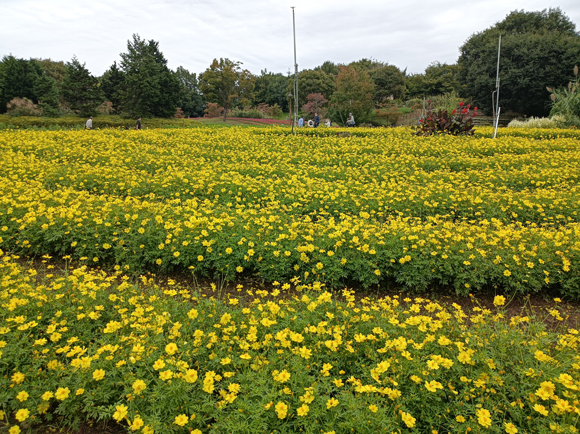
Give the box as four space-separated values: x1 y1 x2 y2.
199 58 255 122
329 66 374 125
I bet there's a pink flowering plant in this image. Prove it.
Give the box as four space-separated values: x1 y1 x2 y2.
416 102 478 136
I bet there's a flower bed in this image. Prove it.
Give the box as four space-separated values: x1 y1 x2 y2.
0 252 578 433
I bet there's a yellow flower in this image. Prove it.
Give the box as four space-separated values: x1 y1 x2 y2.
9 426 21 434
503 269 511 276
533 404 549 416
11 372 25 384
42 391 54 401
152 359 166 370
476 408 492 428
165 343 178 355
132 379 147 393
131 416 145 431
15 408 30 422
456 415 465 423
275 401 288 419
16 391 29 402
401 411 416 428
504 422 518 434
159 370 174 380
184 369 198 383
92 369 106 381
113 405 128 421
297 404 309 416
174 414 188 426
369 404 378 413
493 295 506 306
55 387 70 401
425 380 443 392
326 397 339 409
76 389 85 395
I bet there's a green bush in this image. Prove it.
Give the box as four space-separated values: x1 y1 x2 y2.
0 115 201 130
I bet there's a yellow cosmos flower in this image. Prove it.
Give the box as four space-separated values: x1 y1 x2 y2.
15 408 30 422
174 414 188 426
165 343 178 355
113 405 128 421
92 369 106 381
132 379 147 393
275 401 288 419
55 387 70 401
401 411 416 428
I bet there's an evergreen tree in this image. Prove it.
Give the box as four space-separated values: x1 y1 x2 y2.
34 72 60 116
61 56 103 117
459 8 580 116
175 66 204 117
253 70 289 112
100 61 125 114
119 34 180 118
288 69 335 108
0 55 43 113
369 64 406 103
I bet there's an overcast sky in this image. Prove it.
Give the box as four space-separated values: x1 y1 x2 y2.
2 0 579 77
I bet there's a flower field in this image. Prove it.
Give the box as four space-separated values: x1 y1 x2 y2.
1 126 580 433
0 127 579 297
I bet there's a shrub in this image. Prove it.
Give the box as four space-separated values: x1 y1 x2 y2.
204 102 225 118
416 102 478 136
548 66 580 127
5 97 42 117
507 116 564 128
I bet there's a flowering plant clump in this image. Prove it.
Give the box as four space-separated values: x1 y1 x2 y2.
416 102 478 136
0 251 579 433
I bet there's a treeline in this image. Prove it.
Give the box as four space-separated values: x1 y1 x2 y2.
1 8 579 122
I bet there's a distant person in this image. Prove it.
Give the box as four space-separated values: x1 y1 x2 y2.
85 116 93 130
314 112 320 128
135 116 142 130
325 119 331 127
298 116 304 128
346 113 355 127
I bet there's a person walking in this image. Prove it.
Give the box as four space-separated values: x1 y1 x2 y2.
85 116 93 130
135 116 142 130
298 116 304 128
314 112 320 128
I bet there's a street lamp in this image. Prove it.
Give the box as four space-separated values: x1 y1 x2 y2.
288 92 293 130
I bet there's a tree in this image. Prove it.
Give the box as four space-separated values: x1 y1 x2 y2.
458 8 580 116
0 55 43 113
406 62 463 99
369 64 406 104
119 34 181 118
174 66 204 118
61 56 103 117
100 61 125 114
314 61 340 77
34 71 60 116
288 69 335 108
35 59 67 83
253 70 289 112
348 58 386 71
302 93 328 118
198 58 255 122
329 66 375 125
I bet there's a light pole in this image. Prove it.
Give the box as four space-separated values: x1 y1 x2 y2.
291 6 298 136
288 92 293 129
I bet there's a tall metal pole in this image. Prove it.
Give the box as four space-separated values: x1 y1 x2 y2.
292 7 298 136
493 34 502 138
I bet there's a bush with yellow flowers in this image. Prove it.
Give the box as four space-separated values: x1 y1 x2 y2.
1 250 579 433
0 126 579 299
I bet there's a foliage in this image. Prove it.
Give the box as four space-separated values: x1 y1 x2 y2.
301 93 328 119
199 58 255 122
0 252 579 434
119 34 181 118
34 70 61 117
35 58 67 83
60 56 103 117
429 91 463 114
252 70 290 112
406 62 463 99
329 66 375 125
348 57 386 71
369 64 406 103
0 55 43 114
5 97 42 117
100 61 125 114
289 70 335 108
203 103 225 119
1 127 579 297
458 8 580 116
313 60 340 77
548 66 580 127
175 66 205 118
416 102 478 136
